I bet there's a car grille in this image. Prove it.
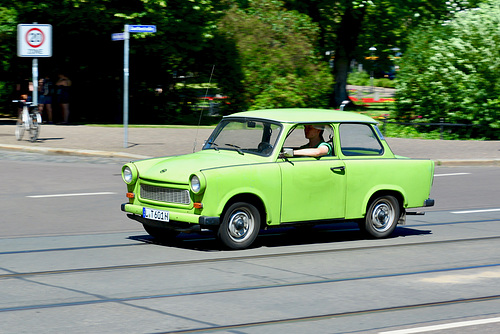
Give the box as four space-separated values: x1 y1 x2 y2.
140 184 190 205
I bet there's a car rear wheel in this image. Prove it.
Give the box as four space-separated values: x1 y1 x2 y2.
360 195 400 238
143 224 180 241
218 202 261 250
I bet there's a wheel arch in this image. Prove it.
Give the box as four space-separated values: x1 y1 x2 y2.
221 193 268 228
366 190 405 218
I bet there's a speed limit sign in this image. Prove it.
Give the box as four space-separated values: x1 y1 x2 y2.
17 24 52 57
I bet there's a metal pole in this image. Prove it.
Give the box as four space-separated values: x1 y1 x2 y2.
440 118 444 140
369 46 376 94
32 22 38 106
32 58 38 106
123 25 130 148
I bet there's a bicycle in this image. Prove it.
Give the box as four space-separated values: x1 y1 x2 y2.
13 100 42 142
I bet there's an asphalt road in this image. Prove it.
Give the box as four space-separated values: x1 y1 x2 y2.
1 151 500 333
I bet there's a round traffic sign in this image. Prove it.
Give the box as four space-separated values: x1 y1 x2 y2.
17 24 52 57
25 28 44 48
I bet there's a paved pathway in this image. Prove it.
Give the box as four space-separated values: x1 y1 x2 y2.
0 118 498 166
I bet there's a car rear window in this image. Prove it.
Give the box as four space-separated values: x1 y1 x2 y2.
339 123 384 156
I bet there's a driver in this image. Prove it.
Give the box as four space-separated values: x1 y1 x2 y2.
292 124 332 157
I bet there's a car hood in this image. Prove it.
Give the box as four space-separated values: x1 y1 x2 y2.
134 150 264 184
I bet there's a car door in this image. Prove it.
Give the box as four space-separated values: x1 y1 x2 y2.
278 124 346 223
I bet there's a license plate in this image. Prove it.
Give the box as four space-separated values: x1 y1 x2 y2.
143 207 169 222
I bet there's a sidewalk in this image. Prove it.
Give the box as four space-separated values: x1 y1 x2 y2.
0 118 499 166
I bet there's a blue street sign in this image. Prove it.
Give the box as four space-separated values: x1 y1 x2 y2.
112 33 125 41
128 25 156 33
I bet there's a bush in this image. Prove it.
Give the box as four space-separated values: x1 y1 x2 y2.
347 70 370 86
348 71 396 89
218 0 333 110
374 78 396 88
395 0 500 139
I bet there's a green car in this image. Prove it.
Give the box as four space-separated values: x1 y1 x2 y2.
121 109 434 249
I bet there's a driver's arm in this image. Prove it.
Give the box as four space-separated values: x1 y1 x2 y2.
293 144 330 157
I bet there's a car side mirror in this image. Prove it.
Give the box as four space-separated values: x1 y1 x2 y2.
283 148 294 158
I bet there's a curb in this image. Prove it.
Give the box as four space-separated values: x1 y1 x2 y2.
435 159 500 167
0 144 151 160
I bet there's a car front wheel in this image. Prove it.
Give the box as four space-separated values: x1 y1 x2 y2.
218 202 261 250
361 195 400 238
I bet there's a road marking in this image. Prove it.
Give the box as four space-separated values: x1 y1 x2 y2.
27 192 117 198
419 270 500 284
434 172 470 177
451 208 500 214
379 316 500 334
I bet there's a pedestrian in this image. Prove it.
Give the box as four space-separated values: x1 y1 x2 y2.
55 73 71 124
38 74 54 123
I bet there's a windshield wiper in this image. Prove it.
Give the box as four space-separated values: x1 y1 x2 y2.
224 143 244 155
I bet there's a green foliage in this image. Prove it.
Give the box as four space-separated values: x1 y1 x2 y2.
1 0 493 129
0 6 18 113
217 0 333 110
358 0 486 55
374 78 396 88
0 6 17 72
395 0 500 139
347 70 396 88
347 70 370 86
380 123 444 140
0 0 226 122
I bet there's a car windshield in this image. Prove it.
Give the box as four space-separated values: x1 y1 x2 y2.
203 118 282 156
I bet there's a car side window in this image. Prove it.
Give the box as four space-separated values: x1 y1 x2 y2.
283 124 335 157
339 123 383 156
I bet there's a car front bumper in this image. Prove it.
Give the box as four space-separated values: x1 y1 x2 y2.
121 203 220 232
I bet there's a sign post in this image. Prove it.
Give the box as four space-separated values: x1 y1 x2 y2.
123 25 130 149
17 24 53 106
112 24 156 148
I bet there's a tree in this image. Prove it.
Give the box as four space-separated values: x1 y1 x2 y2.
284 0 485 107
1 0 224 122
395 0 500 139
0 6 18 113
216 0 333 110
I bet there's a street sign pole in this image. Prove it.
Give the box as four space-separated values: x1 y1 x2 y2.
123 25 130 148
32 22 38 106
17 23 52 106
33 58 38 106
112 24 156 148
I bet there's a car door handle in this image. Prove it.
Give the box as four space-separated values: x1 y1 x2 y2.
330 166 345 171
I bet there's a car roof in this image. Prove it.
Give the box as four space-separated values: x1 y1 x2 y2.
225 108 377 124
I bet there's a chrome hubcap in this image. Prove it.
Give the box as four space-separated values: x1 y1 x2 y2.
228 209 253 242
371 201 394 232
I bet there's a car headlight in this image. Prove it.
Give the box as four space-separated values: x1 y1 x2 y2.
123 167 133 183
191 175 201 192
190 173 206 194
122 164 138 184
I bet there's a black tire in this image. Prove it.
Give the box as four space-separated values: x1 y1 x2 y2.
29 114 40 142
360 195 400 238
143 224 179 241
218 202 261 250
